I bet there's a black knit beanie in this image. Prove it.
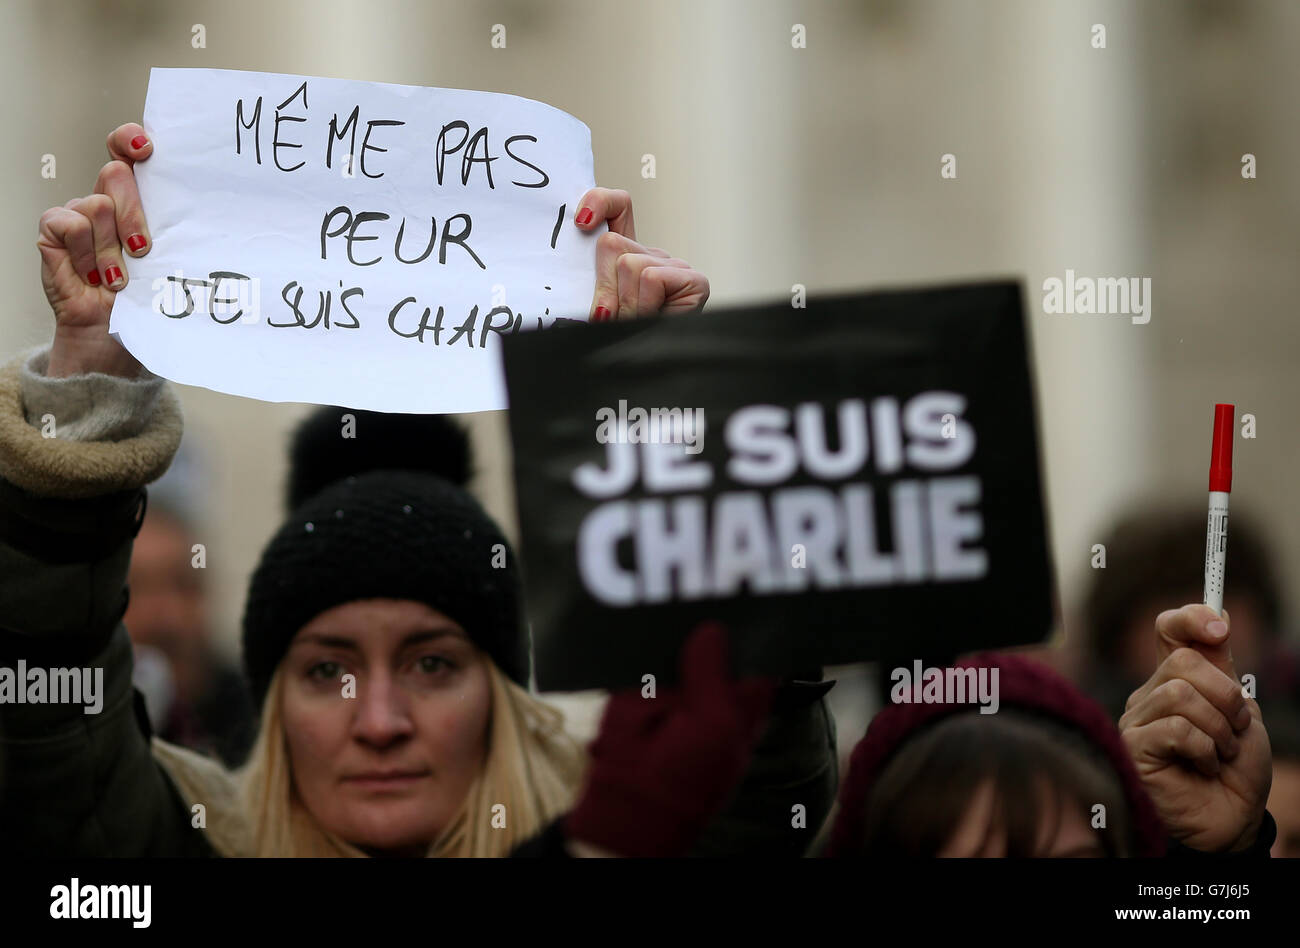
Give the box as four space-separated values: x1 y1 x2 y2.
241 408 526 710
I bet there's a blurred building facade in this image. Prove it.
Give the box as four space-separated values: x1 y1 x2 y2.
3 0 1295 692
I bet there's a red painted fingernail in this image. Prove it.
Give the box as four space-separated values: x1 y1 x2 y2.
127 233 147 252
131 135 149 150
104 265 124 287
86 268 102 286
593 306 611 322
576 207 593 226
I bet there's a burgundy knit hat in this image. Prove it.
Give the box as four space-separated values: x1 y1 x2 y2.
824 652 1167 857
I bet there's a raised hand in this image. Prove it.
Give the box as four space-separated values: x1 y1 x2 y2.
1119 603 1271 851
37 123 153 378
572 187 708 321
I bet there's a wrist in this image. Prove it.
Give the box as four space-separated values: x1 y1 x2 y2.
1168 811 1275 858
48 327 142 379
1225 812 1265 854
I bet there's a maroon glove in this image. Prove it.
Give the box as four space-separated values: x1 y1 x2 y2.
564 621 777 857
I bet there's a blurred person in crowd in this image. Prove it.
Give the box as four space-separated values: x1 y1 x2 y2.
820 654 1165 857
815 605 1274 857
125 441 255 766
1266 706 1300 857
1073 505 1296 722
0 122 836 857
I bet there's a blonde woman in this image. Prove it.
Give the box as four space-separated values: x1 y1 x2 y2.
0 122 716 857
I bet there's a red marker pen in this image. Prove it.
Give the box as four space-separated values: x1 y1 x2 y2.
1204 403 1234 615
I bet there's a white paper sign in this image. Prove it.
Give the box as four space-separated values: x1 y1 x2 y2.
111 67 602 413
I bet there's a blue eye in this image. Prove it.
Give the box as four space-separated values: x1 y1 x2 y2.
308 661 343 681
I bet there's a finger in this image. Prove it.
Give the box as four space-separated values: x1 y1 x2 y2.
1130 646 1251 732
1123 715 1221 777
680 621 730 704
591 231 650 320
95 160 150 258
575 187 635 240
637 265 709 317
38 205 100 288
1133 644 1250 729
615 252 674 319
107 123 153 165
1156 603 1236 682
1119 677 1241 760
68 194 127 291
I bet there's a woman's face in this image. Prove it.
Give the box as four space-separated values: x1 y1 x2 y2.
281 598 492 856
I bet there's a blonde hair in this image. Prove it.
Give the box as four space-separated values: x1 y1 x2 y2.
229 659 587 857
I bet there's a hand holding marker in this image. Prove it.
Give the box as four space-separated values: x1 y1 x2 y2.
1204 404 1234 615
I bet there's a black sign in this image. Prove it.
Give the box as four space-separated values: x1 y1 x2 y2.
502 281 1056 691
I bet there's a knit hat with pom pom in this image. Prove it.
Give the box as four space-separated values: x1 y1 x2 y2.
241 407 525 711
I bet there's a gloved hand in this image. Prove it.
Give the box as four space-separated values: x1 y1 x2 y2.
564 621 777 857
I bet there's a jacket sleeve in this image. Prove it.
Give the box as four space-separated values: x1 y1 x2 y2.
0 346 211 856
687 676 840 856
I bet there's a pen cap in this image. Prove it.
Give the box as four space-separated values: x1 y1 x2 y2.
1209 403 1234 492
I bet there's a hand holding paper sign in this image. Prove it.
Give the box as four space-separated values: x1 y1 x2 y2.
572 187 708 321
1119 603 1271 852
38 123 155 379
91 67 710 412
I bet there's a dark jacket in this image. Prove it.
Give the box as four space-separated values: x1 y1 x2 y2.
0 351 212 855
